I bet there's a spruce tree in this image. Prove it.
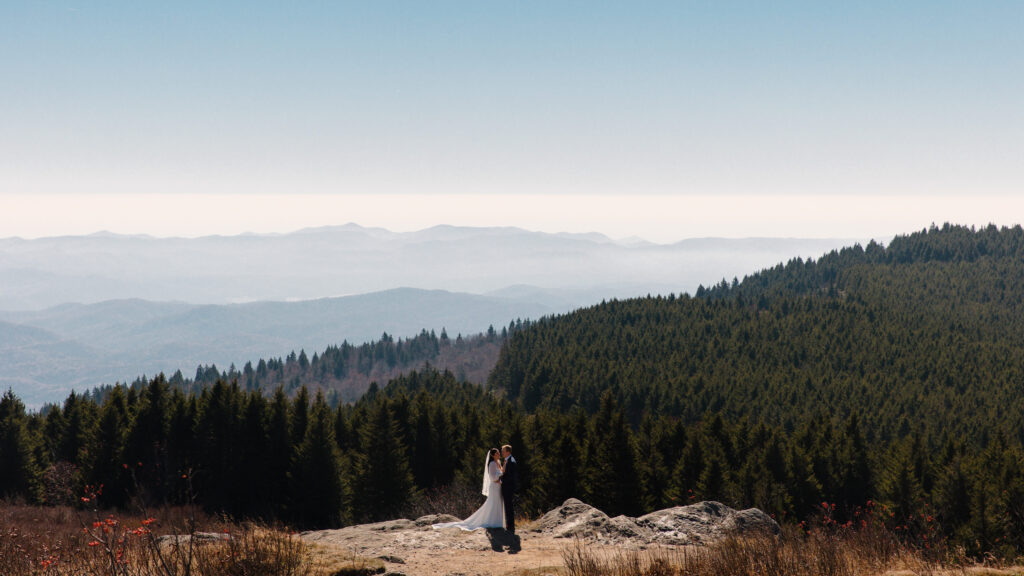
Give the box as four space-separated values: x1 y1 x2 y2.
124 376 172 502
194 380 242 514
636 415 670 512
697 449 726 503
411 393 435 489
58 391 95 466
291 386 310 446
238 392 270 517
0 390 41 501
583 391 640 516
353 400 415 522
85 386 130 507
292 391 347 527
166 389 197 504
266 387 293 520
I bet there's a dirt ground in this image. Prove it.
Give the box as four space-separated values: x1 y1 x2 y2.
368 530 566 576
301 517 653 576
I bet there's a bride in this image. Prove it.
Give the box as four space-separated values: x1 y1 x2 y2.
432 448 505 530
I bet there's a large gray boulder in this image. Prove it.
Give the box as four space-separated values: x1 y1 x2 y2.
529 498 778 545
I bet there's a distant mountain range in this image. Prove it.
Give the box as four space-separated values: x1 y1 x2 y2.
0 288 554 407
0 224 864 310
0 225 867 406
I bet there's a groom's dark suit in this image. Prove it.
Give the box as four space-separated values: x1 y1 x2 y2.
501 455 518 534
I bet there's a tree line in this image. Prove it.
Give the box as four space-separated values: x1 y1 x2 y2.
84 324 511 407
3 364 1024 557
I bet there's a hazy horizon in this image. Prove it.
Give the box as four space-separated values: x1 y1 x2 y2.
1 193 1020 245
3 3 1021 241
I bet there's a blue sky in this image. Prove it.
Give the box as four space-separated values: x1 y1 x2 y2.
1 2 1022 240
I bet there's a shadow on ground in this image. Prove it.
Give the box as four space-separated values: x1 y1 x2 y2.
485 528 521 553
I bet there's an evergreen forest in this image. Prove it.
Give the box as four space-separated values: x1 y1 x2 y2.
84 325 507 405
3 224 1024 558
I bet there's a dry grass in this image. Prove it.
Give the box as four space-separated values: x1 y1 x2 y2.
305 541 386 576
0 501 325 576
560 524 1022 576
505 567 568 576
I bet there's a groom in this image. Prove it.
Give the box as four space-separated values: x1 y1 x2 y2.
499 444 518 534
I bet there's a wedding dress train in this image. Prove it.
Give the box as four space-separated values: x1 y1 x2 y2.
432 460 504 530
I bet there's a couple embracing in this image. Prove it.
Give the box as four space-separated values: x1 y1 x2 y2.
433 444 519 534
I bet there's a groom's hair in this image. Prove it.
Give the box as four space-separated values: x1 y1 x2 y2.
502 444 512 453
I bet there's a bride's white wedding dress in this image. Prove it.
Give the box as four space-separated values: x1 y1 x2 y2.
432 460 504 530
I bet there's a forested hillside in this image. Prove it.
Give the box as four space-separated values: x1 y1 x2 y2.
491 223 1024 443
85 326 509 405
4 224 1024 558
0 287 540 407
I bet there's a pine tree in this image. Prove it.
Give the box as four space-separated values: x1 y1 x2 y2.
238 392 270 517
0 390 41 501
583 391 640 516
85 386 130 507
835 415 872 512
786 444 823 519
335 405 353 453
880 442 923 527
430 402 457 487
353 400 415 522
411 392 435 489
124 376 172 502
194 380 242 514
697 448 727 503
636 415 670 512
165 389 197 504
292 391 347 527
291 386 310 444
669 429 706 504
266 387 292 519
57 391 95 466
42 406 66 465
933 456 971 538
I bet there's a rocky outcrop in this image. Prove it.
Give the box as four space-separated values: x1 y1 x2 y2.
301 499 779 576
305 499 777 551
529 498 779 545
